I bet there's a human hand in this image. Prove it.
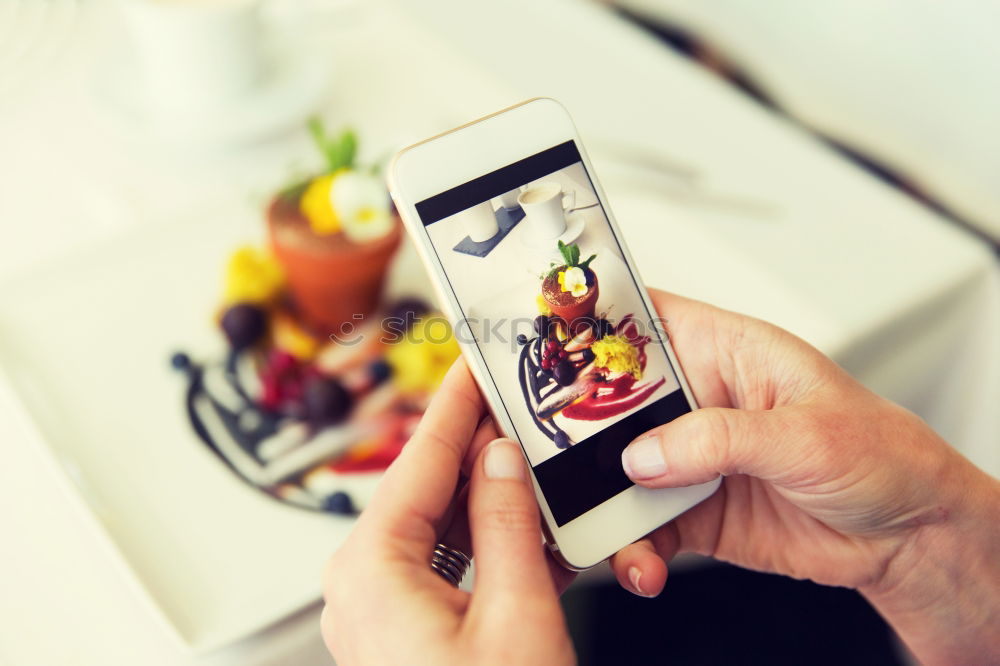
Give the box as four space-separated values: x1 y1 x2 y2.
609 289 1000 665
321 360 575 666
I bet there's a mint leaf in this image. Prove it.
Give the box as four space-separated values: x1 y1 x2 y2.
308 120 358 172
558 240 573 266
325 136 345 171
557 240 583 266
578 254 597 271
336 129 357 170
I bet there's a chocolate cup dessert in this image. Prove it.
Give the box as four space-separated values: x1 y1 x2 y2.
542 268 599 332
267 196 402 335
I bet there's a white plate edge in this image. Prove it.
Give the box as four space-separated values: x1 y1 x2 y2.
0 313 326 653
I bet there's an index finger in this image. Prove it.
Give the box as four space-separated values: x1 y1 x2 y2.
359 357 486 557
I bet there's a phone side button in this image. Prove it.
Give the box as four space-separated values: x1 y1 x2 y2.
540 518 559 550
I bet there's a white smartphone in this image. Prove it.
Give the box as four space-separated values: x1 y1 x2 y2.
388 98 720 570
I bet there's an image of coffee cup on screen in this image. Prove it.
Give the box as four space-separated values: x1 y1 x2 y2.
492 187 522 210
456 200 500 243
519 181 574 238
517 181 590 250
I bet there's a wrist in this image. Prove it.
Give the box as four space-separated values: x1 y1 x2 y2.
861 465 1000 665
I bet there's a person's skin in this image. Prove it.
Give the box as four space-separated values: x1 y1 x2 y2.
322 289 1000 665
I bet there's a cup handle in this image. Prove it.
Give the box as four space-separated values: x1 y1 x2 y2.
562 189 576 211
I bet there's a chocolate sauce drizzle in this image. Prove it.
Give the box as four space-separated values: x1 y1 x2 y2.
174 351 357 515
517 335 570 448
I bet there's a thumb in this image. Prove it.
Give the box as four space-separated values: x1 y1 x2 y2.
621 407 807 488
467 438 557 606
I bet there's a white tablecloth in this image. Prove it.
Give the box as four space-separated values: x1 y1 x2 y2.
0 0 997 664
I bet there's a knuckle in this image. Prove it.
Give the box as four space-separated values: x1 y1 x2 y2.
794 406 840 454
380 507 438 546
322 546 371 608
476 495 539 534
322 553 343 595
411 423 465 469
322 558 359 614
779 406 846 482
690 409 733 474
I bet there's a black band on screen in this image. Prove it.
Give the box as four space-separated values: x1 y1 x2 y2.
532 389 691 527
415 140 580 225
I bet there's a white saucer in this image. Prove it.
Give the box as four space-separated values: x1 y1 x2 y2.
519 211 586 249
93 36 333 147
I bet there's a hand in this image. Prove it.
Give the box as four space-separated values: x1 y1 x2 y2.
321 360 575 666
609 289 1000 665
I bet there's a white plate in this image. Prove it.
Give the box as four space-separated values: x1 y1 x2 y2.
0 214 432 652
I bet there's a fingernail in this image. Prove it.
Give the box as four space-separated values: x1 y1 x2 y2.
628 566 645 596
622 436 666 479
484 439 527 481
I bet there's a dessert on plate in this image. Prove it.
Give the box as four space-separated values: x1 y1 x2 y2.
267 120 402 335
173 122 456 515
540 240 599 332
517 242 665 449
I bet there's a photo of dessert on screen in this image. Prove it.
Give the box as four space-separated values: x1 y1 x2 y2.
517 241 665 450
423 159 680 467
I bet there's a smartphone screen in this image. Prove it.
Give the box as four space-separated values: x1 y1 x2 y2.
415 140 692 527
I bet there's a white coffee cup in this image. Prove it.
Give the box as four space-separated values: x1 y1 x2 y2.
518 182 575 240
118 0 264 117
457 201 499 243
492 188 522 210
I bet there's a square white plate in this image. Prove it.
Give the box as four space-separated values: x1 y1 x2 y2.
0 214 431 652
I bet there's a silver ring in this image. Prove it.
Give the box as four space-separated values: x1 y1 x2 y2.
430 543 472 587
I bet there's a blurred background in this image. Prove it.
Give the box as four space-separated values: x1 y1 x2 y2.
1 0 998 664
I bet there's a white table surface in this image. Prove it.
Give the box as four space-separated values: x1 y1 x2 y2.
617 0 1000 242
1 0 997 664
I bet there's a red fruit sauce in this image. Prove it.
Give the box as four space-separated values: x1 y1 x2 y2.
561 315 666 421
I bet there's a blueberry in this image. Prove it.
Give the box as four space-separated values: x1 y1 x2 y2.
221 303 267 350
368 358 392 383
533 315 550 336
170 351 191 371
516 333 528 345
554 432 570 449
322 491 355 515
304 377 353 425
582 348 596 363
